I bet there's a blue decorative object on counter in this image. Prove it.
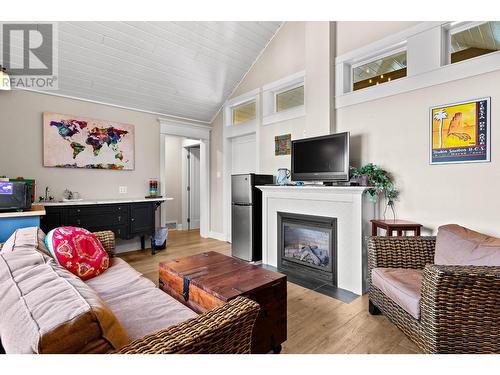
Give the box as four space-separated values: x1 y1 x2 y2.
276 168 291 185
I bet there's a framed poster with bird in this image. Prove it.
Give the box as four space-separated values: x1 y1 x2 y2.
430 97 490 164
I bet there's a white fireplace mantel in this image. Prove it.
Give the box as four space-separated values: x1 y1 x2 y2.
257 185 374 295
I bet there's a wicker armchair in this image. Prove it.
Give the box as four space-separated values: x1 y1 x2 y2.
93 231 260 354
368 236 500 354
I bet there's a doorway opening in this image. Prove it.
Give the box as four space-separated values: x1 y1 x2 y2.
159 118 211 238
162 135 202 233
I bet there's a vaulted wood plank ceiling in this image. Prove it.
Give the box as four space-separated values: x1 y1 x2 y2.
56 22 282 122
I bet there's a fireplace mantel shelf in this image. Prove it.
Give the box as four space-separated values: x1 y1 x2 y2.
257 184 373 295
257 185 368 194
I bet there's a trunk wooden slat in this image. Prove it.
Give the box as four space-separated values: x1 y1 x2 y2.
159 251 287 353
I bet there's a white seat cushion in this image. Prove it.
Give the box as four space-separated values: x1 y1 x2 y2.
372 267 423 319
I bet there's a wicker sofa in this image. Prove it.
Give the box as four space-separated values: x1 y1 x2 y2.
0 227 259 354
368 227 500 354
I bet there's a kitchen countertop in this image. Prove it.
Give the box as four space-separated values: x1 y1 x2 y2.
38 197 173 206
0 205 46 218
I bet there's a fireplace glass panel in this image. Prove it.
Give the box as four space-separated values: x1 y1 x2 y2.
283 223 331 270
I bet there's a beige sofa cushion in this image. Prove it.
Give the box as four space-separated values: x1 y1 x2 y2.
0 228 129 353
0 226 51 257
435 224 500 266
372 268 423 319
86 258 197 341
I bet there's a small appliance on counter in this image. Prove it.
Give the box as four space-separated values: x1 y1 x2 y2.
0 181 32 212
231 173 273 262
276 168 291 185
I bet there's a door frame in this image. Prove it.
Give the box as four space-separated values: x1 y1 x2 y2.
181 141 201 231
222 89 261 243
159 118 210 238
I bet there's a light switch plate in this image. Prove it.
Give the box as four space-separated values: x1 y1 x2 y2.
119 186 127 194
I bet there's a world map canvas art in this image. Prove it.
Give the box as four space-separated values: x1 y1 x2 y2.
43 112 135 170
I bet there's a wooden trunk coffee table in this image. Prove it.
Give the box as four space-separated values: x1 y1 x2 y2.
159 251 287 353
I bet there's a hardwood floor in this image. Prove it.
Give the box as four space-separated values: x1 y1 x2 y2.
119 229 421 354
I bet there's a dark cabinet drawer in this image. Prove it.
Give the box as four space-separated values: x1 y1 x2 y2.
67 213 125 227
67 205 128 217
110 225 127 239
66 204 128 229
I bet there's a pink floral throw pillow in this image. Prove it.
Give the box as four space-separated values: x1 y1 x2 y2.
45 226 109 280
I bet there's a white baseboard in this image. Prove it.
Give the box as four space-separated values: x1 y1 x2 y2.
162 221 184 231
208 231 228 242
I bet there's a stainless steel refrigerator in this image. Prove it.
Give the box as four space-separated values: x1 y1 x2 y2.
231 173 274 261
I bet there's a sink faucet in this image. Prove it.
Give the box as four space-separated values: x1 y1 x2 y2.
39 186 54 202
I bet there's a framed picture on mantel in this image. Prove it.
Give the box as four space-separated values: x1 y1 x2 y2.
43 112 135 170
430 97 490 165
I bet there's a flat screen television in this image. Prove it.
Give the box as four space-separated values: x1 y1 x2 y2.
291 132 350 183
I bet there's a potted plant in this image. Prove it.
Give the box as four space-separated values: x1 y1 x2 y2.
352 163 399 220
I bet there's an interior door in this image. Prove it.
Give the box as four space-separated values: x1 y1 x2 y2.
188 146 201 230
231 134 256 174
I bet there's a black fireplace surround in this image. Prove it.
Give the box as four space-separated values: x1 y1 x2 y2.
277 212 337 286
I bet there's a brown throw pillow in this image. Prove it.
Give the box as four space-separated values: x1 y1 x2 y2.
435 224 500 266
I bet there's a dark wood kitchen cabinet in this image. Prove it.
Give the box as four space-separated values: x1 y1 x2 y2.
40 200 164 251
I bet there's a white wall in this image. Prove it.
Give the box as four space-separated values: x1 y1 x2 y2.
233 21 333 174
209 21 335 236
336 22 500 237
335 21 419 56
0 90 167 252
209 21 500 238
0 90 160 201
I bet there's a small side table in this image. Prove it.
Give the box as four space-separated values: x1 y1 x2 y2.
371 219 422 236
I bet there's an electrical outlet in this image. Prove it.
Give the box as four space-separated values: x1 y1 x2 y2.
119 186 127 194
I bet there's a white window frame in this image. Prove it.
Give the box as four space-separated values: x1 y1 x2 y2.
443 21 494 65
223 88 259 129
262 71 305 125
350 45 407 92
335 21 500 109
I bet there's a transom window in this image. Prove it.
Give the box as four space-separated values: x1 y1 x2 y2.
276 85 304 112
450 22 500 64
231 100 256 125
352 49 407 91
